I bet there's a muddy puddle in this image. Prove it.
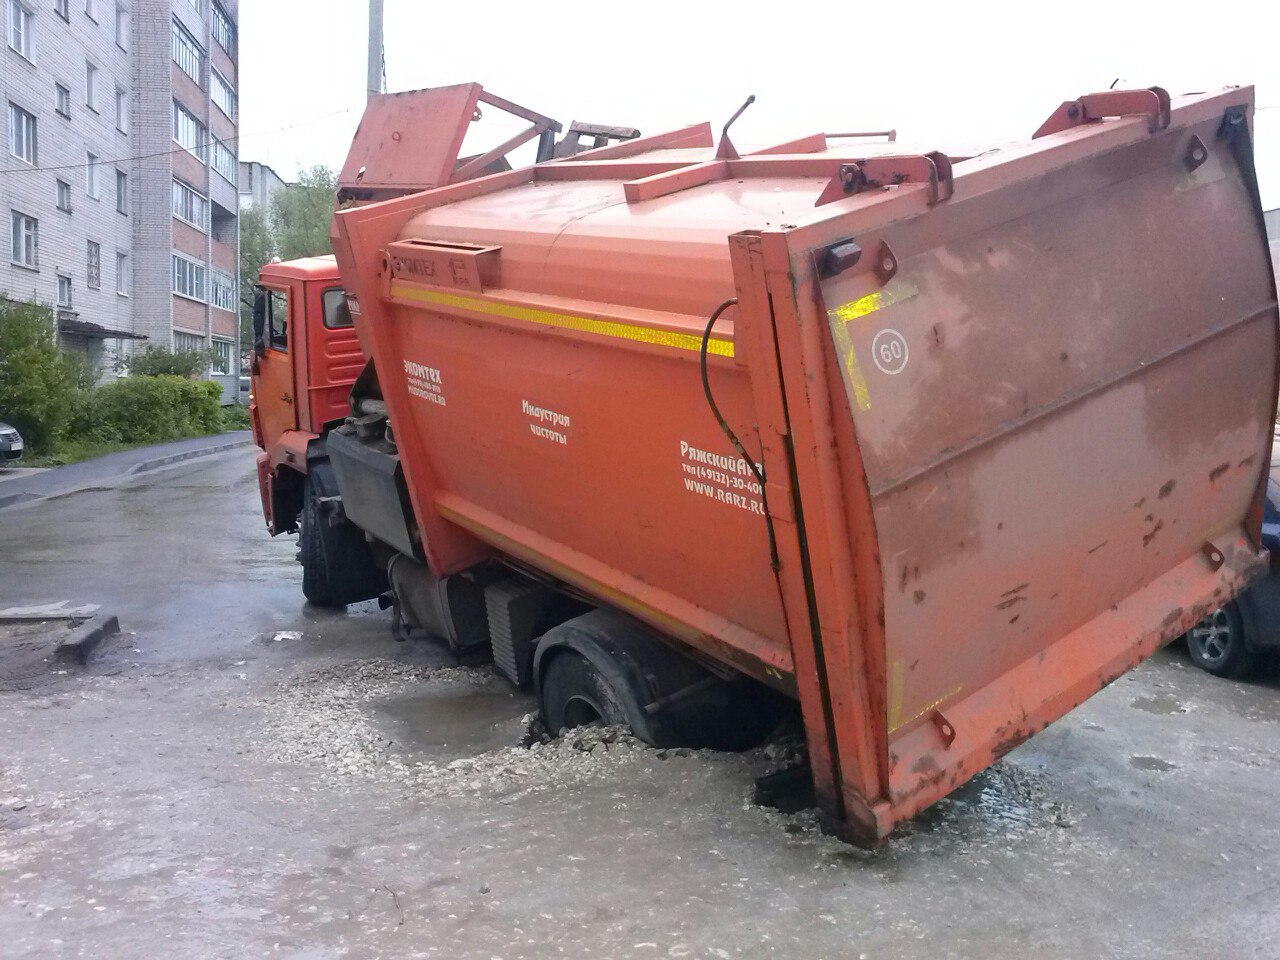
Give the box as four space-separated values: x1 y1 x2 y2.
1130 694 1187 715
1129 755 1177 772
369 680 533 763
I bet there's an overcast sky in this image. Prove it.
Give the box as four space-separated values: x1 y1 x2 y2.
240 0 1280 210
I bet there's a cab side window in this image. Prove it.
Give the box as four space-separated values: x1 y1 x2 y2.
268 289 288 351
321 287 353 329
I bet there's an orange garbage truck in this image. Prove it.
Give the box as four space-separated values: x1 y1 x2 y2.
270 82 1278 845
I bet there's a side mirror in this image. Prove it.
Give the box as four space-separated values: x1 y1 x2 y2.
252 287 267 355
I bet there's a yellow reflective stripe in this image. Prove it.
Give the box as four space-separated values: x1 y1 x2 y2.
844 345 872 410
826 279 918 324
388 281 734 358
831 291 887 323
826 301 872 410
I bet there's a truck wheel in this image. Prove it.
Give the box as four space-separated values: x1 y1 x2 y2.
1186 602 1255 678
539 651 630 733
299 468 388 607
534 609 781 750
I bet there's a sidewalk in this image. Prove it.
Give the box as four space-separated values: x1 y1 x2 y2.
0 431 251 510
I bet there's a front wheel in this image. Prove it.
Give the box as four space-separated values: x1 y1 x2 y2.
1185 602 1255 678
299 466 387 607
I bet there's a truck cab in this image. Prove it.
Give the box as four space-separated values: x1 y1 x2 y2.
249 255 386 605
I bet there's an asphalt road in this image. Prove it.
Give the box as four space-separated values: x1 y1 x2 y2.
1 447 1278 959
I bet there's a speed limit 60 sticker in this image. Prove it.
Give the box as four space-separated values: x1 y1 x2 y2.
871 329 909 375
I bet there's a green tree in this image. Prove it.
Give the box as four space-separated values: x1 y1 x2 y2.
0 300 76 454
271 164 337 261
239 205 276 349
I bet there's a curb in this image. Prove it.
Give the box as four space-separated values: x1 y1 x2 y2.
55 614 120 666
0 435 252 511
126 437 251 475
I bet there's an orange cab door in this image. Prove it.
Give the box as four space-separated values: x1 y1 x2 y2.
251 285 298 452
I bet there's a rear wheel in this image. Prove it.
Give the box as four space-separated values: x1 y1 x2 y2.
539 651 630 733
535 610 781 750
299 464 387 607
1186 602 1255 678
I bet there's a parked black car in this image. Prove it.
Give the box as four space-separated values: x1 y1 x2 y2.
1185 479 1280 677
0 421 23 463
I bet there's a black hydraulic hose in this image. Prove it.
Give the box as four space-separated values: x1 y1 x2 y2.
699 298 780 572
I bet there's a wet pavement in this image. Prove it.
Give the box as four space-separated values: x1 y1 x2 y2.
1 448 1279 958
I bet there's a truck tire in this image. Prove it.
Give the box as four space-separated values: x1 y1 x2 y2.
299 466 388 607
535 609 781 750
1185 601 1255 678
540 651 631 733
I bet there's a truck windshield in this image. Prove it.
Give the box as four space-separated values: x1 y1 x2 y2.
321 287 353 329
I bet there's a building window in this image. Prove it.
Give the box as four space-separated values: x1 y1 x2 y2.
85 61 100 111
9 0 31 59
57 273 71 306
171 179 208 230
171 19 202 85
211 68 235 120
55 82 70 118
210 339 232 375
211 139 235 183
172 253 206 301
174 330 204 354
56 179 70 211
86 240 100 288
210 269 235 311
10 211 37 268
172 101 207 161
113 2 125 48
54 0 67 21
84 0 95 21
114 86 126 131
116 251 128 295
211 1 234 56
115 169 127 214
8 102 35 163
86 152 99 197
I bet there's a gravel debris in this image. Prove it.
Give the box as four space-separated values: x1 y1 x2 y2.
254 659 650 801
254 658 1082 850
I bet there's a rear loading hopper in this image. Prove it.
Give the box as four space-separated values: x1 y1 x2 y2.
331 86 1278 844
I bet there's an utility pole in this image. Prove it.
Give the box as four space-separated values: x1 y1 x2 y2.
367 0 384 100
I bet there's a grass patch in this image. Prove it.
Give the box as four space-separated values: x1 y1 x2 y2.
17 405 251 468
20 438 158 468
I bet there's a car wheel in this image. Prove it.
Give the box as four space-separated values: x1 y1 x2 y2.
1186 602 1255 678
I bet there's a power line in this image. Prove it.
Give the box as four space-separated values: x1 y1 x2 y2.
0 106 356 177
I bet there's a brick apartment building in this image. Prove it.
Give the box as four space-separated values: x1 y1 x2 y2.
1 0 240 400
